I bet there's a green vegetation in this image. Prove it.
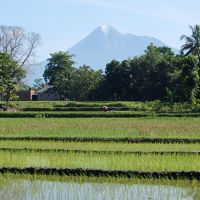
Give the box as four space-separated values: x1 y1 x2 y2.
181 25 200 67
42 45 200 102
1 174 199 200
0 104 200 197
1 24 200 199
1 25 200 191
3 100 200 113
0 103 200 179
0 151 199 172
1 25 200 105
0 26 40 104
1 173 200 186
0 115 199 177
1 117 200 138
0 53 26 103
1 140 200 152
4 111 200 118
28 25 199 103
43 51 75 99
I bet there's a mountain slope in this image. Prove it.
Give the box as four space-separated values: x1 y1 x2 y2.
68 25 167 69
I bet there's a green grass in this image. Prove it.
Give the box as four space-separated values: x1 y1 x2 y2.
1 101 67 109
0 111 155 118
2 111 200 118
1 140 200 152
1 100 152 109
1 100 198 112
0 151 200 172
1 117 200 138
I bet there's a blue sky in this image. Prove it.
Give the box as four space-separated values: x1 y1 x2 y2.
1 0 200 62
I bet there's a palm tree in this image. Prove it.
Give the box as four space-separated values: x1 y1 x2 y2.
180 25 200 65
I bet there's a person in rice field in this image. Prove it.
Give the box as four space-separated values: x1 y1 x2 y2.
102 106 108 112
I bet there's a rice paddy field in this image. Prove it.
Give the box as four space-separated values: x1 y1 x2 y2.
1 174 200 200
1 117 200 138
1 101 200 199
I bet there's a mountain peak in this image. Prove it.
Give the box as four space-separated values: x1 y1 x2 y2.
99 25 116 32
95 25 120 35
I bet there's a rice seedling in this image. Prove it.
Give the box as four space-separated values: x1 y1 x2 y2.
0 173 199 200
0 140 200 152
0 151 199 172
1 117 200 138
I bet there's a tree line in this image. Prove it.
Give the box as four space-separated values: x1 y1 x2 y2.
1 24 200 104
43 45 199 103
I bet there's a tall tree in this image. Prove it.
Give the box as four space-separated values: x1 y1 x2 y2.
104 60 124 100
180 56 199 104
43 51 75 99
0 26 41 68
0 53 26 104
180 25 200 67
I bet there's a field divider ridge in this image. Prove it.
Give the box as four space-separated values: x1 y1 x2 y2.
0 137 200 143
0 167 200 179
2 111 200 118
1 148 200 155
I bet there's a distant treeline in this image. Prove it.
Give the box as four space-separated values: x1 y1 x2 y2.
43 45 200 103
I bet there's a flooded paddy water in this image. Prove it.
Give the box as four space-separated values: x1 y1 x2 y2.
0 174 199 200
1 117 200 199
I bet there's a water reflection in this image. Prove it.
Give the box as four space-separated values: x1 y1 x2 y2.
0 175 197 200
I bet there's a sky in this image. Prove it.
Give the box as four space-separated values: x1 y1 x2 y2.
0 0 200 62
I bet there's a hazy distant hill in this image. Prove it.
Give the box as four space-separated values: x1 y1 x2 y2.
25 25 173 86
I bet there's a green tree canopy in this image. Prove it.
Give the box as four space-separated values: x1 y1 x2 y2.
97 44 199 103
0 53 26 103
68 65 103 101
43 51 75 98
180 56 199 103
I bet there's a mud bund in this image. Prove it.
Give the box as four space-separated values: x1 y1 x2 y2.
0 167 200 180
